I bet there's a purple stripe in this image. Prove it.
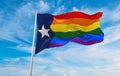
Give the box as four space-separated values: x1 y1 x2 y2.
49 42 64 48
71 38 103 45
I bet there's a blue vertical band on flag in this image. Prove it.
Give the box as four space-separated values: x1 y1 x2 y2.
35 14 54 54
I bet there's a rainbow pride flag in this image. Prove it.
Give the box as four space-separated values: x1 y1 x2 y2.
35 11 104 54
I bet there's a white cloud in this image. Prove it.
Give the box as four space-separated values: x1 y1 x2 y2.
0 65 120 76
0 66 29 76
102 5 120 22
72 6 79 11
0 2 34 44
11 44 32 53
53 5 66 15
1 43 120 76
101 24 120 45
72 6 98 14
32 42 120 76
37 0 50 13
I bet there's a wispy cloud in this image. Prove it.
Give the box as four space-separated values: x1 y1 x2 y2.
11 44 32 53
37 0 50 13
0 2 34 44
1 64 120 76
102 5 120 23
1 41 120 76
0 66 29 76
100 24 120 45
53 5 66 15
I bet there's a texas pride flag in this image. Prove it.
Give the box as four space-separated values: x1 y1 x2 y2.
35 11 104 54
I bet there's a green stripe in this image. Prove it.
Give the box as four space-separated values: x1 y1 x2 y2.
54 28 103 38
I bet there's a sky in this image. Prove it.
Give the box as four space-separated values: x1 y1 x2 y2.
0 0 120 76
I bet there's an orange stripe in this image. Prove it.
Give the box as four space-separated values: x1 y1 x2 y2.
52 18 100 26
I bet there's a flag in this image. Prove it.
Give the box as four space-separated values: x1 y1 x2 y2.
35 11 104 54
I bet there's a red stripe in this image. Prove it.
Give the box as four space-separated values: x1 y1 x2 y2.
54 11 103 19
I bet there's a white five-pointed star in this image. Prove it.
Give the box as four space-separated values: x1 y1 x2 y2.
38 25 50 38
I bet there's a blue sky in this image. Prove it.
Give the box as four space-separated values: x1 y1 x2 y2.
0 0 120 76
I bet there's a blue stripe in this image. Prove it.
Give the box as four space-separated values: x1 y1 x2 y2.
50 34 104 44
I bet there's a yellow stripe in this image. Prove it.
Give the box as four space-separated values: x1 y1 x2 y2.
50 21 100 32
